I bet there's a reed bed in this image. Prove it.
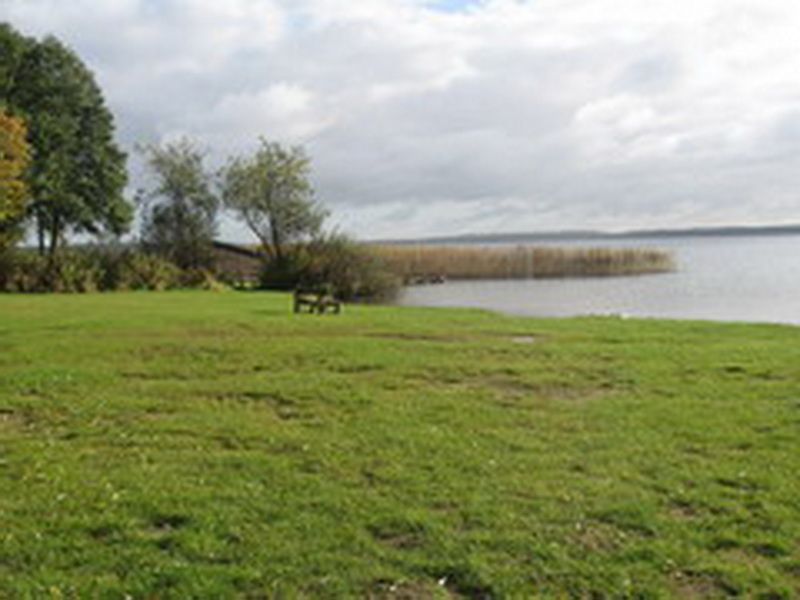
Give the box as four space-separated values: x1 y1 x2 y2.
373 244 675 281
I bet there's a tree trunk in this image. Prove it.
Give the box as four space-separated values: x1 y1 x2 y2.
243 211 276 261
48 219 60 260
36 212 46 257
40 216 61 291
270 216 283 264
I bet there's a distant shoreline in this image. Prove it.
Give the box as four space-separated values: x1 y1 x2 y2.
373 223 800 245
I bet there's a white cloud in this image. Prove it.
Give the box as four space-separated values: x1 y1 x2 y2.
198 83 332 147
4 0 800 239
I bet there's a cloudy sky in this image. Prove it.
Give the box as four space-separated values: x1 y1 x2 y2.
3 0 800 240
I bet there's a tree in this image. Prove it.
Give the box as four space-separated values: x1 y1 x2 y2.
0 23 29 100
0 110 31 251
138 139 219 270
1 24 131 258
220 140 327 263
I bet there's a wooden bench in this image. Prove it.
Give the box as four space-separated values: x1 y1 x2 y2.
293 287 342 314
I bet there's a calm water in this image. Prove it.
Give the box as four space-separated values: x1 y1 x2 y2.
397 235 800 325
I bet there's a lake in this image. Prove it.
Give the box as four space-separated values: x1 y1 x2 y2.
397 234 800 325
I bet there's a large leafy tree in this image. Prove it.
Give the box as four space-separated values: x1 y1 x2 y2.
1 23 131 258
0 110 31 251
220 140 327 263
138 139 219 270
0 23 28 99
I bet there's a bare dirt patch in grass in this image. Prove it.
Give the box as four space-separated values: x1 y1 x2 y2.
121 369 195 382
666 497 704 520
573 521 625 553
433 565 496 600
368 579 445 600
198 390 307 420
369 518 428 551
0 407 36 432
669 569 740 598
367 332 471 344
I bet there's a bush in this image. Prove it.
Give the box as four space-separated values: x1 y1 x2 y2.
0 250 49 292
52 250 103 293
0 245 206 293
259 234 400 302
179 267 228 292
0 250 99 293
259 250 310 291
306 234 400 301
117 252 183 291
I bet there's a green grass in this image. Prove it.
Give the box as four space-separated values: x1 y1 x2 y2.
1 291 799 598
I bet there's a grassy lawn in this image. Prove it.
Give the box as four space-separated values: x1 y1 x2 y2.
1 291 799 598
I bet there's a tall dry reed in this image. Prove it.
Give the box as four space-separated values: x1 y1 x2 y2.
373 245 675 281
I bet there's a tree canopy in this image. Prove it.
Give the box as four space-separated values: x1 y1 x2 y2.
0 23 131 257
220 140 327 263
0 110 31 250
138 139 219 271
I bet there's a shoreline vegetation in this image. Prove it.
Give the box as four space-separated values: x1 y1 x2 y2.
0 242 675 297
374 244 675 282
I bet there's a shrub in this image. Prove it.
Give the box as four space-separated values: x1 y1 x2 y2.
259 250 310 291
179 268 228 292
305 234 400 301
258 234 400 302
118 252 183 291
85 243 134 291
0 245 194 293
0 250 98 293
0 250 49 292
0 250 99 293
52 250 103 293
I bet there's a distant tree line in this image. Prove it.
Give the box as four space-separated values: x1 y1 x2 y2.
0 22 398 300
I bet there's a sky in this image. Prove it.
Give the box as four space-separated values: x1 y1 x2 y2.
3 0 800 240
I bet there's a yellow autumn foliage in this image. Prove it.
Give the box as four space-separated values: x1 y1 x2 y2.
0 110 31 248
